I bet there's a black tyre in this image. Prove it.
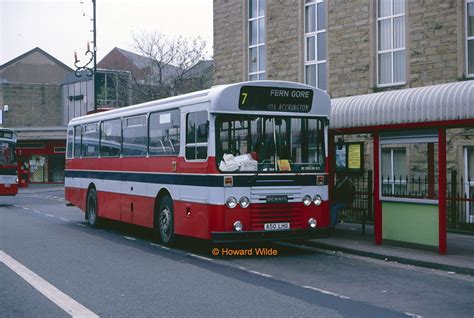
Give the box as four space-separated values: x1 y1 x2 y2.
86 188 100 228
155 196 175 246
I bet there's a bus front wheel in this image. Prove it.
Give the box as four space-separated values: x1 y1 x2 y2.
156 196 175 246
86 188 100 228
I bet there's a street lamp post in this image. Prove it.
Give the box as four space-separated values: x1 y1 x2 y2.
74 0 97 113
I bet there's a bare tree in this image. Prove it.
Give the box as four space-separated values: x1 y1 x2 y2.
130 31 213 102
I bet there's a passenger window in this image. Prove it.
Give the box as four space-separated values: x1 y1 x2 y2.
74 126 82 158
185 111 208 160
123 115 147 157
100 119 122 157
82 123 100 157
66 129 74 159
149 110 180 156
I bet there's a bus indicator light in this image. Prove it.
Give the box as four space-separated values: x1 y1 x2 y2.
224 176 233 187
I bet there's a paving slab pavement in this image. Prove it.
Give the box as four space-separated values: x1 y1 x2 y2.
307 222 474 276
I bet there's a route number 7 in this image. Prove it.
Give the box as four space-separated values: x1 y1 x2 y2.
241 93 248 104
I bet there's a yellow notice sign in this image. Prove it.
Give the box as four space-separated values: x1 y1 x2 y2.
348 144 361 170
278 159 291 172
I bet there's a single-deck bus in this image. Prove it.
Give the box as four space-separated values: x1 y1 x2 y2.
0 128 18 196
65 81 330 244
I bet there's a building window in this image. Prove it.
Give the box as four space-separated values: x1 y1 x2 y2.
377 0 406 86
304 0 327 90
248 0 265 80
382 148 407 196
466 1 474 76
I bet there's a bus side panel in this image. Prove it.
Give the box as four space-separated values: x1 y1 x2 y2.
174 201 215 240
98 158 122 221
97 190 122 222
0 183 18 196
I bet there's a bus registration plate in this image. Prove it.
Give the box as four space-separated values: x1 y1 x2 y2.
264 222 290 231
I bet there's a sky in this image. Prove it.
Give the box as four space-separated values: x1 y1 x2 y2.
0 0 213 68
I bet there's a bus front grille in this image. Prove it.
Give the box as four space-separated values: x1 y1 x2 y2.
250 204 302 231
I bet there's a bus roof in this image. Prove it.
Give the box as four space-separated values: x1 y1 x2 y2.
68 81 330 126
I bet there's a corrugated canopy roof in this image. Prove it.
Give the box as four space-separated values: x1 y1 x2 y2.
331 81 474 129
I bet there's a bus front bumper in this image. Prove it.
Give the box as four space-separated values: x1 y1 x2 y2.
211 228 330 244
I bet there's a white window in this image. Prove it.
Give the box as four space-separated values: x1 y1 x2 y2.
381 148 407 196
466 0 474 76
377 0 406 86
304 0 327 90
248 0 265 80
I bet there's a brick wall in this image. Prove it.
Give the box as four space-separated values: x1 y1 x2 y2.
213 0 245 85
1 83 62 127
409 0 459 87
327 0 372 98
266 0 300 82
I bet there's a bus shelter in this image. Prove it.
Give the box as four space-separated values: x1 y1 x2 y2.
329 81 474 254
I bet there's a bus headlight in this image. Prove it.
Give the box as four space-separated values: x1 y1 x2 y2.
239 196 250 208
313 195 322 206
303 195 312 206
308 218 317 228
226 196 237 209
233 221 243 231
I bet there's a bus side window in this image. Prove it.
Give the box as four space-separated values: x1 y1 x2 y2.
185 111 208 160
66 129 74 159
100 119 122 157
82 123 100 158
149 109 180 156
74 126 82 158
123 115 147 157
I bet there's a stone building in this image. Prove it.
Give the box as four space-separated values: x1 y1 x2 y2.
0 47 72 185
213 0 474 235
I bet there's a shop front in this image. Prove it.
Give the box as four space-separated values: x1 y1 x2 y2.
14 128 66 186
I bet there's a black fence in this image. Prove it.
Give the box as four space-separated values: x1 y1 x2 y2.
381 175 438 200
336 170 373 234
334 170 474 234
447 171 474 233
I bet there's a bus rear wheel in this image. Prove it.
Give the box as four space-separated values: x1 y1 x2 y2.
155 196 175 246
86 188 100 228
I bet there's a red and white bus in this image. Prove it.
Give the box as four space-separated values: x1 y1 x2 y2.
0 128 18 196
65 81 330 244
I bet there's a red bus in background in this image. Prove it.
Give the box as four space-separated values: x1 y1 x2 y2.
0 128 18 196
65 81 331 245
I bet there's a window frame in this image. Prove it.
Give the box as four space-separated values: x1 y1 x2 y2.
304 0 327 90
376 0 406 87
381 147 407 195
66 128 74 159
185 111 209 162
100 118 122 158
466 0 474 77
248 0 266 81
122 114 148 158
148 109 181 157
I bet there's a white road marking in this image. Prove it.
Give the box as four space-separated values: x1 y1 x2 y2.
59 218 69 222
247 270 273 278
237 266 272 278
0 250 99 318
303 285 350 299
186 253 213 262
404 312 423 318
75 223 86 227
123 236 136 241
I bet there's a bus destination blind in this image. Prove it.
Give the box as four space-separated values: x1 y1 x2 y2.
238 86 313 113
